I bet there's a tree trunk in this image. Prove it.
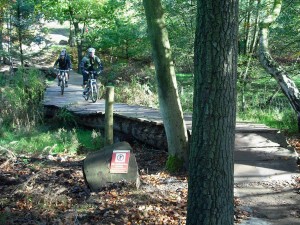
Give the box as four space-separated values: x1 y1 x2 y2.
142 0 189 165
18 29 24 66
187 0 238 224
258 0 300 130
16 3 24 66
73 22 83 72
249 0 260 55
0 15 3 64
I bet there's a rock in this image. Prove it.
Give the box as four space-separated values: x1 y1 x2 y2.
59 40 68 45
82 141 140 192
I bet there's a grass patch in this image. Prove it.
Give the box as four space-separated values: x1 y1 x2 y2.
176 73 193 84
237 108 298 134
0 126 104 155
0 67 104 155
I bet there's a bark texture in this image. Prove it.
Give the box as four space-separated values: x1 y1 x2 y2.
143 0 189 163
187 0 238 224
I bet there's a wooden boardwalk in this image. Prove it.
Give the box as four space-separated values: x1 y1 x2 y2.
44 71 181 125
43 71 289 149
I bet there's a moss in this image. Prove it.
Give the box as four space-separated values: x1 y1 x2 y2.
165 155 184 173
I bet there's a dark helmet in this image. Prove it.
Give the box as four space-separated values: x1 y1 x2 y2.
60 49 66 58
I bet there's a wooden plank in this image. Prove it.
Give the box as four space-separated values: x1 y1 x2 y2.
44 71 281 135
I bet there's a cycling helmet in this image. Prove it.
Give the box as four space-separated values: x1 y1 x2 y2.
88 48 95 53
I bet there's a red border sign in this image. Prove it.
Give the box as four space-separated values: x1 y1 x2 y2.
110 150 130 173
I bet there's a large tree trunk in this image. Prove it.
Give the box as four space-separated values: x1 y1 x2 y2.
258 0 300 130
187 0 238 224
142 0 189 165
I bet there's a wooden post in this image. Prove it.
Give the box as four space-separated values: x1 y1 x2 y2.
105 86 114 145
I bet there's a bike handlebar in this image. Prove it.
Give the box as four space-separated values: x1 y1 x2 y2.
87 71 102 80
54 68 70 72
88 70 102 74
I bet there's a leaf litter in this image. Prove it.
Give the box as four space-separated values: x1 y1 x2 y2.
2 141 298 225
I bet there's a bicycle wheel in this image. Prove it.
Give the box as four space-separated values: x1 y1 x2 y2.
83 89 89 101
61 77 65 95
91 83 98 103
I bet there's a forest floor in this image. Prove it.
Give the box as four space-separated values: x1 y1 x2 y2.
0 140 299 225
0 142 254 225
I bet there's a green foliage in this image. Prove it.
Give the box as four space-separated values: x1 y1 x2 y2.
2 0 300 158
236 64 299 133
0 211 8 224
176 73 194 112
0 126 104 155
8 0 42 64
115 75 158 108
112 64 159 108
0 68 45 131
238 107 298 134
54 107 77 127
40 27 50 35
111 63 194 111
0 66 104 156
269 1 300 58
165 154 184 173
77 129 104 152
52 128 79 154
164 0 196 72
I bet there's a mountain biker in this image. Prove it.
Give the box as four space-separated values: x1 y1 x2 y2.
60 48 71 64
54 49 72 87
80 47 103 94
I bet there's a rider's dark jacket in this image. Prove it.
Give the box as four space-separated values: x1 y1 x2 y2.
54 55 72 70
80 55 103 73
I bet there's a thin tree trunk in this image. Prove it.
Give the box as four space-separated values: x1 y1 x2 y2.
244 0 251 55
143 0 189 166
0 15 3 64
18 29 24 66
69 7 84 72
241 56 252 111
249 0 260 55
16 3 24 66
73 22 83 72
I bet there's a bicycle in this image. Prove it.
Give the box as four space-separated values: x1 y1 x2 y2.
55 69 69 95
83 71 103 103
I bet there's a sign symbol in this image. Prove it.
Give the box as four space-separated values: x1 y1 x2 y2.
110 150 130 174
116 154 125 161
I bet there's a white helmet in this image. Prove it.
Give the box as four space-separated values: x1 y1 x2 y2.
88 48 95 53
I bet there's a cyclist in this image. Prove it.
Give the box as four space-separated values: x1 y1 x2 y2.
60 48 71 65
54 49 72 87
80 47 103 94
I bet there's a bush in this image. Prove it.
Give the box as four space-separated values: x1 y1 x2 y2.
0 68 45 132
